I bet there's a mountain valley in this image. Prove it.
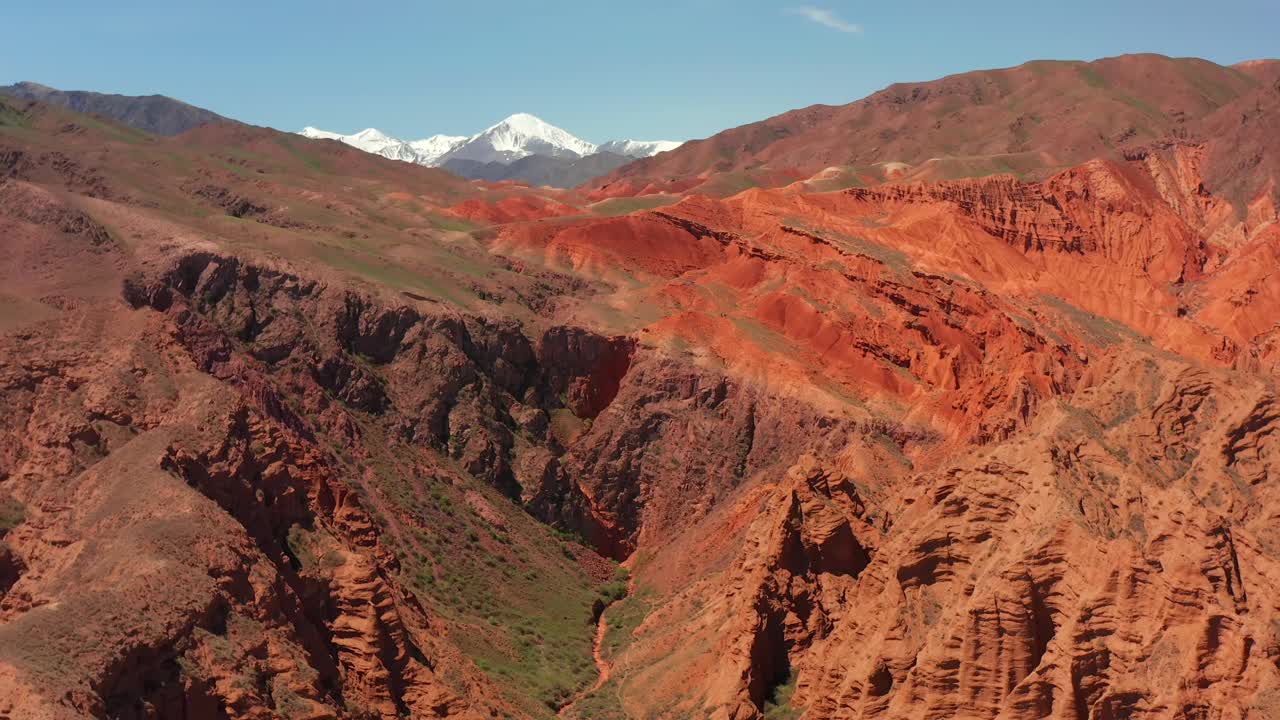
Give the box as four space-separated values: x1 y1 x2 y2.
0 50 1278 720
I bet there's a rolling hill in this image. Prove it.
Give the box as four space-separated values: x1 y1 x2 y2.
0 80 232 135
590 54 1275 197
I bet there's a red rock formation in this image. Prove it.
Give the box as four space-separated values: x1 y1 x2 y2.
791 357 1280 720
3 71 1280 720
847 159 1207 283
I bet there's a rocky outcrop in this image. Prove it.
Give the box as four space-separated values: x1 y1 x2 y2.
126 251 898 567
126 251 608 503
846 159 1208 283
790 356 1280 720
705 458 878 720
574 346 1280 720
536 327 634 419
0 180 115 247
182 182 269 220
545 356 879 558
160 407 461 720
0 277 484 718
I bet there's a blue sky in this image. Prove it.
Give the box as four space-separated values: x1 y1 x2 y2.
5 1 1277 142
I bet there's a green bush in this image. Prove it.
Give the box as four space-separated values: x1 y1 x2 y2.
319 549 345 569
763 669 800 720
285 524 315 569
0 496 24 535
597 581 628 604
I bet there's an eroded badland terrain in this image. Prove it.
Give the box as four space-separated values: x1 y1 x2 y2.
1 54 1280 720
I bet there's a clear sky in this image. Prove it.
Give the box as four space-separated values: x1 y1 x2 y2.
4 1 1277 142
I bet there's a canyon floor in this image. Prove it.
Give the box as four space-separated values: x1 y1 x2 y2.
1 57 1280 720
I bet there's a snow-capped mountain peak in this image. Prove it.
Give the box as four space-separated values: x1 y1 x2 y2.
493 112 549 133
349 128 397 145
298 116 684 181
299 126 343 141
487 112 592 148
446 113 598 165
408 134 468 165
299 126 426 163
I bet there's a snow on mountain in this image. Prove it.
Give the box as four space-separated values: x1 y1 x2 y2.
440 113 599 165
299 115 684 172
298 126 349 143
597 139 684 158
407 134 468 165
299 126 425 163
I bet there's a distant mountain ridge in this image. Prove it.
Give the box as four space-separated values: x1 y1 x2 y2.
298 113 682 187
589 53 1280 199
0 81 231 135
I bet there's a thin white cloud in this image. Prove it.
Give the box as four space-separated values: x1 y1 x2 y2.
790 6 862 34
